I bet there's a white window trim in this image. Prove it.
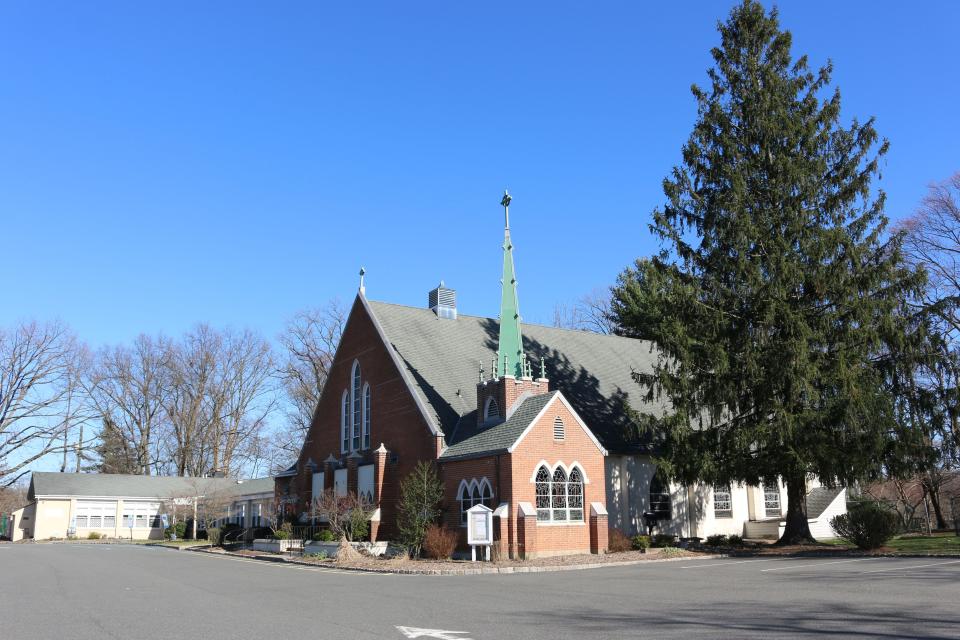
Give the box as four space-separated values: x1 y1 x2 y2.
533 463 585 523
527 460 591 484
362 382 371 450
351 360 362 451
340 390 350 453
457 478 493 527
507 394 607 456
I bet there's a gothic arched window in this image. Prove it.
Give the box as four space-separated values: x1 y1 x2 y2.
340 391 350 453
567 467 584 522
362 383 371 450
551 467 568 521
535 466 551 521
351 361 362 451
458 478 494 525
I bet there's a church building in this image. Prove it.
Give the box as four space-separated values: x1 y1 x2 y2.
276 192 846 558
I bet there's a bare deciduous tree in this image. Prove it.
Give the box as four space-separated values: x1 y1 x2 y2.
552 288 617 334
275 300 346 464
87 335 171 475
0 321 88 486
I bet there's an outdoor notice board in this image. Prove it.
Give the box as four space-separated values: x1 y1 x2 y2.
467 504 493 546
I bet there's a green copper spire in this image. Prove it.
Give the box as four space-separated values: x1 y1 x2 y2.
497 190 525 377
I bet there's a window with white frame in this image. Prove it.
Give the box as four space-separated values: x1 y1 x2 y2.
649 472 672 519
351 361 362 451
122 502 160 528
553 416 565 440
763 480 781 518
457 478 493 525
75 501 116 529
362 383 371 450
534 464 585 523
713 484 733 518
341 390 350 453
484 396 500 421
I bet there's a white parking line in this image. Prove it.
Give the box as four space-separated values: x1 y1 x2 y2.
760 557 882 572
680 558 779 569
861 559 960 574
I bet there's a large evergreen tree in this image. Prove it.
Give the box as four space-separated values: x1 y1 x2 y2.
612 0 929 543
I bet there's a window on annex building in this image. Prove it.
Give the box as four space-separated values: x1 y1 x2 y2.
713 484 733 518
457 479 493 525
534 464 585 523
649 471 672 520
763 480 781 518
351 361 362 451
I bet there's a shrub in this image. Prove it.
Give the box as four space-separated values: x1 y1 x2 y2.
312 529 336 542
307 551 329 560
207 527 222 546
423 524 458 560
86 531 102 540
728 534 744 546
608 529 633 552
397 461 445 557
705 534 729 547
631 535 651 551
830 503 899 550
164 522 187 540
272 522 293 540
659 546 685 557
652 534 677 548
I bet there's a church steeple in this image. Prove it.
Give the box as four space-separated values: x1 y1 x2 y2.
497 190 525 378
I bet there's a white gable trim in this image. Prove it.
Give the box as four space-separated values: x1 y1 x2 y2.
506 392 607 456
359 294 443 437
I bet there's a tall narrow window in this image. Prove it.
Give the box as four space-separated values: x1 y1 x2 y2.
341 391 350 453
713 484 733 518
567 467 584 522
649 471 672 519
551 468 568 521
362 383 371 450
535 466 551 521
351 361 362 451
458 478 494 525
763 480 781 518
553 416 565 440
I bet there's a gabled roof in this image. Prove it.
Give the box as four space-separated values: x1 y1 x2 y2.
807 486 844 519
440 391 558 460
29 472 273 501
366 300 668 454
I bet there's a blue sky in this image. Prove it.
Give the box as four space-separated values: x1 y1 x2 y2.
2 1 958 348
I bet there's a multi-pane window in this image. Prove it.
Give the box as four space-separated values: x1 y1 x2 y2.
763 480 781 518
713 484 733 518
362 383 371 450
75 515 88 528
534 464 585 522
457 479 493 525
341 391 350 453
553 416 565 441
649 472 672 519
351 361 362 451
122 502 160 528
75 502 116 529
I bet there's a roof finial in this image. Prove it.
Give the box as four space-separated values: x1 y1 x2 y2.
359 266 366 295
501 189 512 229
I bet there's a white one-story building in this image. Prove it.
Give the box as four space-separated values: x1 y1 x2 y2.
11 472 274 541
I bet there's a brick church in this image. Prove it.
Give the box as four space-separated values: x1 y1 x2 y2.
275 192 845 557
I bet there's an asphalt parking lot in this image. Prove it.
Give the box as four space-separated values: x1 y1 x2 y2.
1 544 958 639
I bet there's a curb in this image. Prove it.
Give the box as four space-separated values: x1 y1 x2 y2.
196 548 728 575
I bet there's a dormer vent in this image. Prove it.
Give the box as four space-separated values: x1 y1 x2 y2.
428 282 457 319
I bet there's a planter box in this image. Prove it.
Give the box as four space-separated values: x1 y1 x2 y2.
252 539 303 553
302 540 390 557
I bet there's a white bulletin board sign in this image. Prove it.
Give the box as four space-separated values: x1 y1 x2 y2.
467 504 493 561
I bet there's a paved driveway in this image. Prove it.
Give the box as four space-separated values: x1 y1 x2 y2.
1 544 958 639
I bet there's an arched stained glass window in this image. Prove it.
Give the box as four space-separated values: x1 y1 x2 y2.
362 383 371 450
568 467 584 522
340 391 350 453
351 361 362 450
551 468 568 521
535 466 551 521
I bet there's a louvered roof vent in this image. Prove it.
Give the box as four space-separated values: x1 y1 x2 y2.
429 282 457 320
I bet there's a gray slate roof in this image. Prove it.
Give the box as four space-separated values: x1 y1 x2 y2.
29 472 274 501
807 486 844 519
440 391 559 460
368 300 668 454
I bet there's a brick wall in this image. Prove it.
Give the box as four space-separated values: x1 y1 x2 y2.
506 395 606 557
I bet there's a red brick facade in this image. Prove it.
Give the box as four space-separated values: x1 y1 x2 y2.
277 295 609 558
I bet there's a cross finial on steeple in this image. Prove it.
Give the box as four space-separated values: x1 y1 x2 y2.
359 266 366 295
501 189 512 229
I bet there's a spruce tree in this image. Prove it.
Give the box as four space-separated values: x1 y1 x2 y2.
613 0 928 543
87 418 138 475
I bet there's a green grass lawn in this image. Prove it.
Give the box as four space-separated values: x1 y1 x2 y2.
819 532 960 554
